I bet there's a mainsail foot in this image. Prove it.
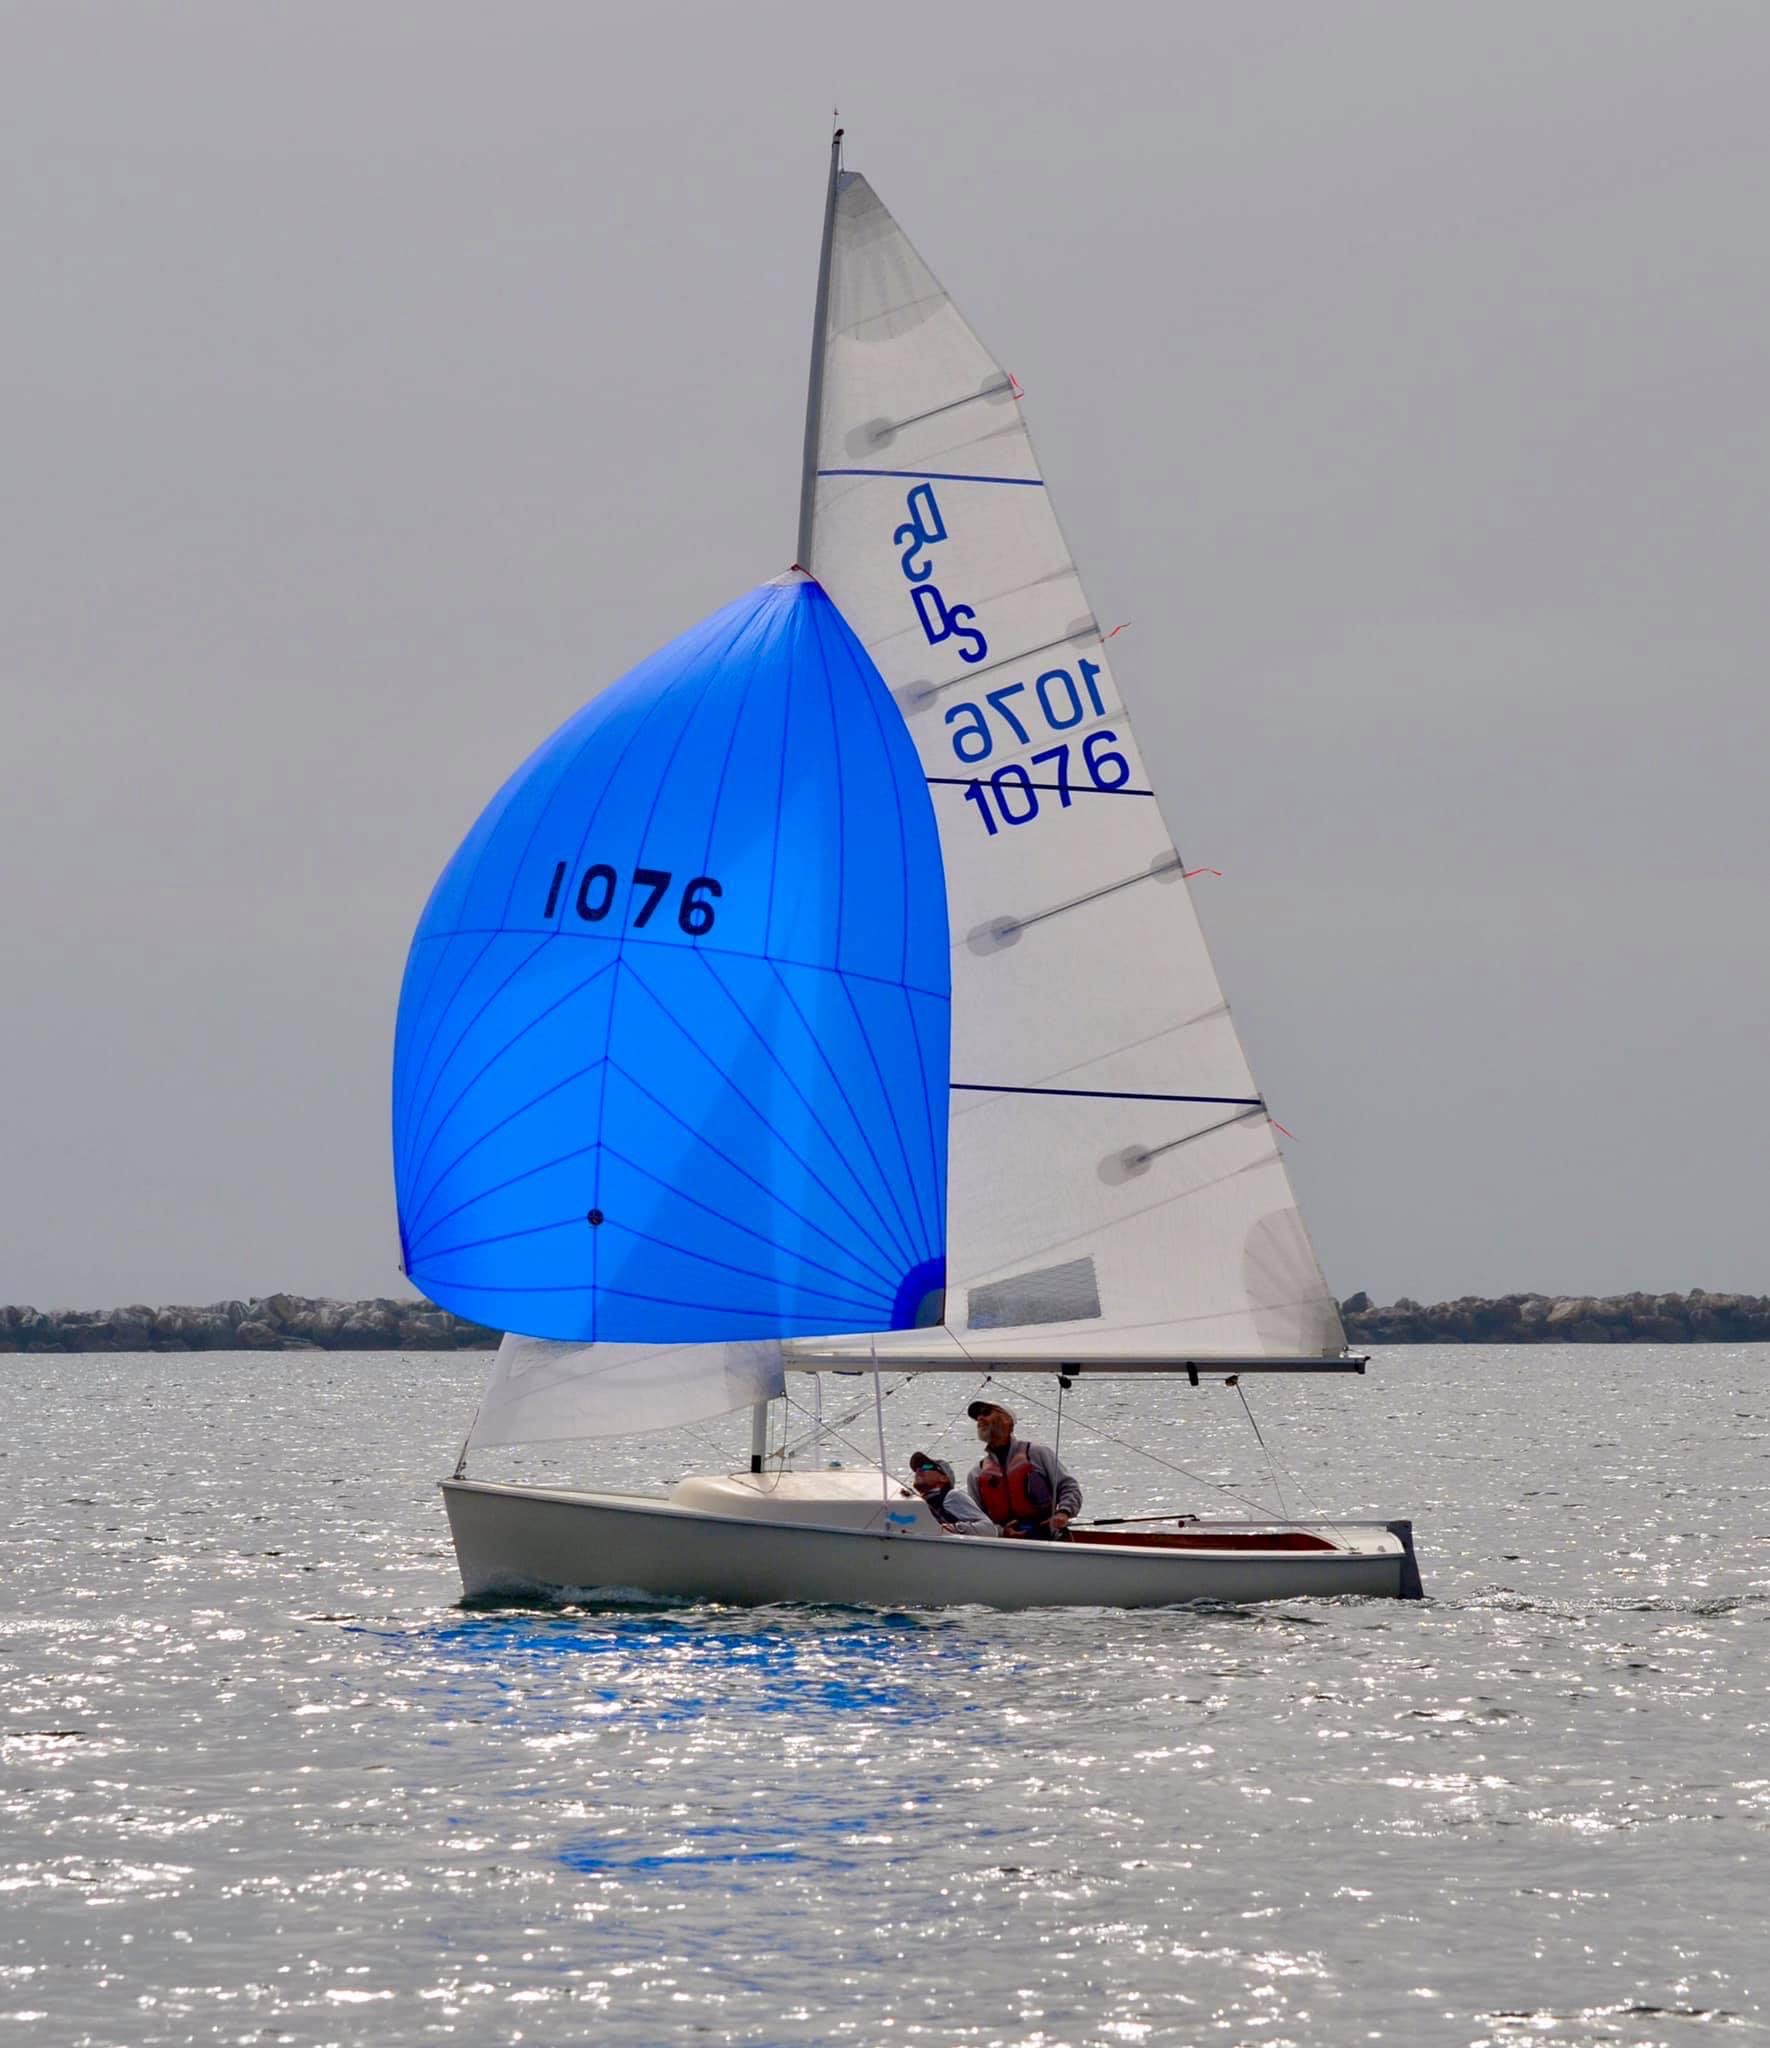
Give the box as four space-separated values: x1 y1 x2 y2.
782 1350 1369 1376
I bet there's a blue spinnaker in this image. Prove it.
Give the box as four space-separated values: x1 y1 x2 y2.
392 573 950 1344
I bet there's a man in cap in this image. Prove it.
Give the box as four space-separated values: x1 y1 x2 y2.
907 1452 992 1534
964 1399 1083 1540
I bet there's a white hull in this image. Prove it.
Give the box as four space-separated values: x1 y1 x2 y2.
442 1475 1421 1610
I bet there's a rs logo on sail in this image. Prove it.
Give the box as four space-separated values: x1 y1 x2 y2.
895 483 987 666
891 485 1141 837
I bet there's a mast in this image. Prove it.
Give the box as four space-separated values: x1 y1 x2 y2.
795 126 843 571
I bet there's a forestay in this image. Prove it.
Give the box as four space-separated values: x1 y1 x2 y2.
801 167 1344 1363
393 572 950 1348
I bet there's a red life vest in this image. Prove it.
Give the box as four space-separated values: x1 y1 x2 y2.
973 1442 1052 1528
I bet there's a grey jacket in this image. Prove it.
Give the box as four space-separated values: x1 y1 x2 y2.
924 1484 992 1535
966 1437 1083 1527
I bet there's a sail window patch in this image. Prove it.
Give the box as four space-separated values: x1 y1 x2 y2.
968 1257 1102 1331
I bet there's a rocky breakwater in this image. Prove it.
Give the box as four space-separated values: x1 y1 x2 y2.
6 1289 1768 1352
1339 1289 1770 1344
0 1294 499 1353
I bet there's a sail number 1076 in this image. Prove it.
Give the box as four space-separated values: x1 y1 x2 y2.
542 861 723 935
943 658 1108 764
962 728 1130 834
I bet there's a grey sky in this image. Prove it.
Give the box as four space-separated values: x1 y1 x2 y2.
4 1 1767 1310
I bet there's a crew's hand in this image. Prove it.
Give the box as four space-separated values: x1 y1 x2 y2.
1049 1511 1073 1534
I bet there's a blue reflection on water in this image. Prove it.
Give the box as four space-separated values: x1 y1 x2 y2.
361 1608 991 1730
558 1805 947 1880
356 1611 1002 1888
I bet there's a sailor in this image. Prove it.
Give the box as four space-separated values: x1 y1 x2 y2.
964 1399 1082 1540
907 1452 992 1534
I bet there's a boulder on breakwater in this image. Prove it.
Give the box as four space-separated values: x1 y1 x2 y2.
2 1289 1768 1351
0 1295 499 1353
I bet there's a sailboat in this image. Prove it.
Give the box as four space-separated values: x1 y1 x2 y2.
392 134 1422 1609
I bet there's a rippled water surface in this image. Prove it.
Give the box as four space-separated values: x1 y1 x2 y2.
2 1345 1765 2046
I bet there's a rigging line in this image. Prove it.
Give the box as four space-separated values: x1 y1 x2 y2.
808 1382 981 1478
1231 1380 1289 1520
1271 1442 1358 1547
1255 1438 1351 1547
952 1082 1262 1108
927 776 1156 798
868 378 1016 440
871 1341 890 1505
647 1407 745 1482
999 1379 1287 1521
777 1376 894 1457
1222 1376 1353 1543
451 1404 480 1480
778 1378 916 1474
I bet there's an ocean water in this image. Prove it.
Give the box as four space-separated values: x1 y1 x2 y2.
0 1344 1764 2048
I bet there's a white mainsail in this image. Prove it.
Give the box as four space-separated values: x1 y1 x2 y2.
798 165 1344 1364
